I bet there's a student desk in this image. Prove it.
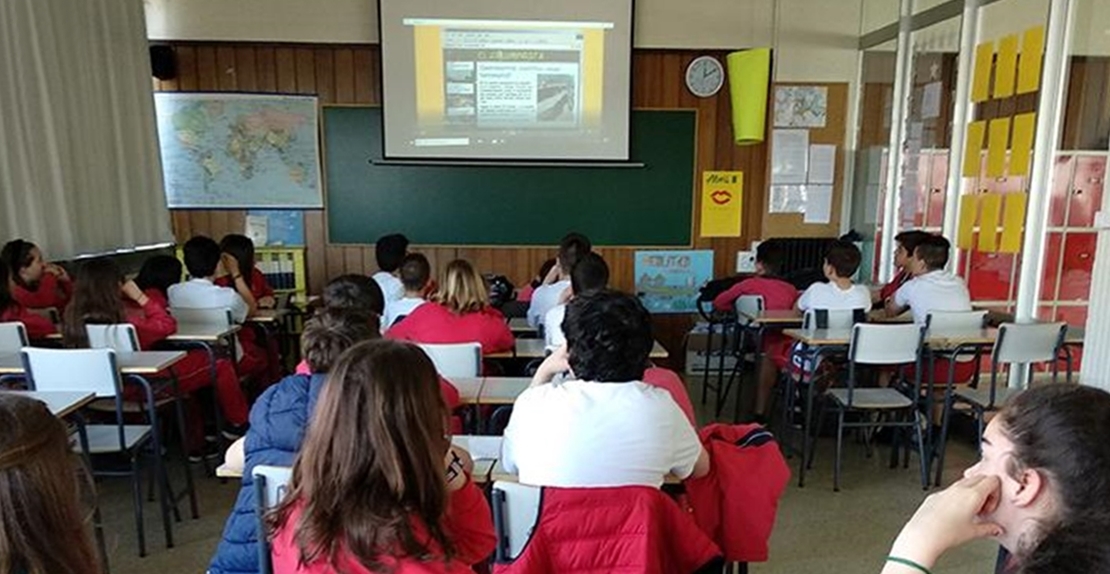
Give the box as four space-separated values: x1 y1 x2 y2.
488 339 669 360
161 323 242 452
718 310 805 422
508 317 536 335
0 350 187 375
452 377 484 404
478 377 531 405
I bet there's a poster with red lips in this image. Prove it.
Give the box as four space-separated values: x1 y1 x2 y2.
700 170 743 237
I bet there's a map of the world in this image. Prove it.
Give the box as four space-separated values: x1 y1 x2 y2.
154 93 322 208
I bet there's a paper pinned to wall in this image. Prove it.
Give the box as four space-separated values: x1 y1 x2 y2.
978 192 1003 251
773 86 828 128
986 117 1011 178
972 41 995 103
963 121 986 177
921 82 943 119
807 144 836 184
1009 112 1037 176
1017 26 1045 94
244 215 268 247
771 129 809 184
1000 193 1028 253
957 194 980 250
769 184 807 213
993 34 1019 99
803 185 833 224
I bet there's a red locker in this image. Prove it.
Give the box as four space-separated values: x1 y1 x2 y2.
1067 155 1105 228
1048 155 1074 227
968 247 1015 302
1058 233 1096 301
1041 233 1064 301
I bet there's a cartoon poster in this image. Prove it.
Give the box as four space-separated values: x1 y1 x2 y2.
635 250 714 314
700 171 743 237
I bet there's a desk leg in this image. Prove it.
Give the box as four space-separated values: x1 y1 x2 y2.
75 413 110 574
734 325 765 423
702 321 716 405
167 369 200 518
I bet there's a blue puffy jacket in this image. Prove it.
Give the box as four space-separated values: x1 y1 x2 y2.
208 373 326 574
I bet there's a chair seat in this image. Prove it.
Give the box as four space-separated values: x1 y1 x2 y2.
828 388 913 409
954 386 1022 410
77 424 153 454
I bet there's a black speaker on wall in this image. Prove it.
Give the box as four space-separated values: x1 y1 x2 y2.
150 45 177 80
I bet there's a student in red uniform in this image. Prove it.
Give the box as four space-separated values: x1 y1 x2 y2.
268 339 496 574
712 241 799 422
0 262 57 339
1 239 74 310
64 257 250 453
873 230 930 306
387 259 514 355
217 234 281 386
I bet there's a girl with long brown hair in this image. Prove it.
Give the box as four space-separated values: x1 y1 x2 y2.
386 259 513 355
0 393 99 574
268 339 495 573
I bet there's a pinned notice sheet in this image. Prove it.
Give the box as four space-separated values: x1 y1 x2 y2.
807 144 836 184
978 193 1003 251
963 121 986 177
986 118 1011 178
1009 112 1037 176
700 171 744 237
993 34 1019 99
1018 26 1045 94
958 194 980 250
1000 193 1028 253
803 185 833 224
972 41 994 103
771 129 809 184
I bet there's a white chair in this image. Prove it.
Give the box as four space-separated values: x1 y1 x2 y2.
816 323 928 491
86 323 141 352
802 308 866 330
21 347 172 557
253 464 294 574
733 294 765 326
170 306 234 327
418 343 482 378
491 481 542 563
714 295 767 418
0 321 29 352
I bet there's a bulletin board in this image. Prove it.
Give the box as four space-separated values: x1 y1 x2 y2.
762 82 849 238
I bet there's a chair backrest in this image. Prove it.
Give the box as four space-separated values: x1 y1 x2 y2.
849 323 925 366
21 347 122 398
926 310 989 333
803 308 866 330
418 343 482 378
491 481 542 563
734 295 765 324
170 307 234 327
993 322 1066 365
254 464 294 574
0 322 29 353
86 324 141 352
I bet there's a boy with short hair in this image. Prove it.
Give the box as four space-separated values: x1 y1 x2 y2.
383 253 431 330
527 232 591 327
168 235 255 322
543 252 609 350
372 233 409 302
885 235 972 325
712 240 799 422
797 240 871 313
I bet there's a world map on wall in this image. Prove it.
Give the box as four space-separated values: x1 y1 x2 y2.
154 93 323 208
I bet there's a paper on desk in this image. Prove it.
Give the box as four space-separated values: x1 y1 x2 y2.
452 435 503 460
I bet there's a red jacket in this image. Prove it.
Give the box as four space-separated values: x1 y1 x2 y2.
685 424 790 562
386 302 514 355
0 304 56 340
712 276 798 313
271 478 495 574
11 272 73 310
879 269 911 302
123 290 178 350
214 267 274 300
493 486 721 574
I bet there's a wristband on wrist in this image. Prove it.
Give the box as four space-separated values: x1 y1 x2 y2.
886 556 932 574
232 274 243 280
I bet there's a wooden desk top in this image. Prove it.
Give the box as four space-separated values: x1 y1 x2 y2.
247 309 288 324
784 326 1085 350
508 317 535 333
1 390 96 418
451 377 483 404
783 328 853 346
739 309 803 325
164 323 241 342
0 350 187 375
491 339 669 360
479 377 531 405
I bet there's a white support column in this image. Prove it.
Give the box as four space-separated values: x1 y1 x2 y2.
1013 0 1074 322
941 0 981 250
878 0 915 283
1080 159 1110 390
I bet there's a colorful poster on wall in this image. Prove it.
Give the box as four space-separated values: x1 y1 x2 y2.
248 210 306 246
700 171 743 237
635 250 714 314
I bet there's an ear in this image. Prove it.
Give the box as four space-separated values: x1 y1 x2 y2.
1012 467 1048 508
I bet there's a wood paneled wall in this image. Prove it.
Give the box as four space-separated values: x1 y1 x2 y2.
156 43 769 364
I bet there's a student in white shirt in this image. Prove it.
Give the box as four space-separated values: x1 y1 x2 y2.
886 234 972 324
797 240 872 313
503 289 710 488
383 253 430 330
371 233 407 303
543 252 608 350
526 232 591 328
168 235 254 322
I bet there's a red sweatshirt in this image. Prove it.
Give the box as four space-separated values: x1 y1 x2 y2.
271 478 496 574
123 289 178 350
11 273 73 310
215 267 274 299
0 304 56 339
712 276 799 313
386 302 514 355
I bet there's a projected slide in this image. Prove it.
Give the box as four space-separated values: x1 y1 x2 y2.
380 1 632 161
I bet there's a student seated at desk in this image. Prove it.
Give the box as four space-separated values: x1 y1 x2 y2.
884 235 975 384
387 259 513 355
1 238 74 310
0 394 102 574
268 339 495 574
527 232 591 328
543 252 608 350
873 230 930 307
372 233 408 303
217 234 281 386
517 257 556 304
712 241 799 423
0 262 56 339
383 253 430 330
169 235 256 322
63 257 249 455
209 307 380 574
503 290 709 488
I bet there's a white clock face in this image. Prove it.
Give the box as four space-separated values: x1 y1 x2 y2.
685 56 724 98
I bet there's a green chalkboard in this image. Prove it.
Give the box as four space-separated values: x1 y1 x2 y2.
323 107 695 246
